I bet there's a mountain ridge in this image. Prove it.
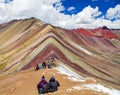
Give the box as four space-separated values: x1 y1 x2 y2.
0 18 119 38
0 18 120 89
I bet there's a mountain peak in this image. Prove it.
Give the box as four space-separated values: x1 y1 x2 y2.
0 18 120 89
102 26 109 30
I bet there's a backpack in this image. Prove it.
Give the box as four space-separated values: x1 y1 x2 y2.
42 83 48 93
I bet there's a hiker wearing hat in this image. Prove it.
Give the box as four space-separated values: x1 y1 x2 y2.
37 76 48 94
48 75 60 92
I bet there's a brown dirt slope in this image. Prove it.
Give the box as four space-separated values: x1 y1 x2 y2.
0 68 109 95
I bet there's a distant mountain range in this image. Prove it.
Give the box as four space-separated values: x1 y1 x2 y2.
0 18 120 88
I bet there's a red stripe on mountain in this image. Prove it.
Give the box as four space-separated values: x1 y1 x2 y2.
74 28 118 39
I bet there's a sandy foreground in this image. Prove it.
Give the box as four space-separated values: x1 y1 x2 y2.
0 65 119 95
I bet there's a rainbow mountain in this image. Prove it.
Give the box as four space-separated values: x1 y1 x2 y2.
0 18 120 88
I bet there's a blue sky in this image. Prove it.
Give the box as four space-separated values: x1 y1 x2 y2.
0 0 120 29
61 0 120 15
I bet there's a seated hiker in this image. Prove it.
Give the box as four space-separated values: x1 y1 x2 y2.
51 59 57 67
37 76 48 94
39 64 43 69
42 61 46 69
48 57 56 68
48 75 60 92
47 63 52 68
34 64 39 71
50 57 55 63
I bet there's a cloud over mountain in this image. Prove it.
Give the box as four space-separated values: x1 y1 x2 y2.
106 4 120 20
0 0 120 29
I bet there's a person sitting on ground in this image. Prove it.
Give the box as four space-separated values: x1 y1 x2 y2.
34 64 39 71
39 64 43 69
48 75 60 92
37 76 48 94
42 61 46 69
47 63 52 68
50 57 55 63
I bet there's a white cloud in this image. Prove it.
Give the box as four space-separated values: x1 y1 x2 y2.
0 0 120 29
106 4 120 20
67 6 75 11
53 0 65 11
0 0 63 23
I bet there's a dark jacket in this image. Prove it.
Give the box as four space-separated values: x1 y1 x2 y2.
35 64 39 70
42 62 46 68
37 80 48 89
48 77 60 92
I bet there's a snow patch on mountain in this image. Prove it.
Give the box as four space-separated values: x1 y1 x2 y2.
67 84 120 95
56 64 120 95
55 64 85 82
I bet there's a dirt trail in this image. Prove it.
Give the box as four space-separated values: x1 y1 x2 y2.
0 68 108 95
